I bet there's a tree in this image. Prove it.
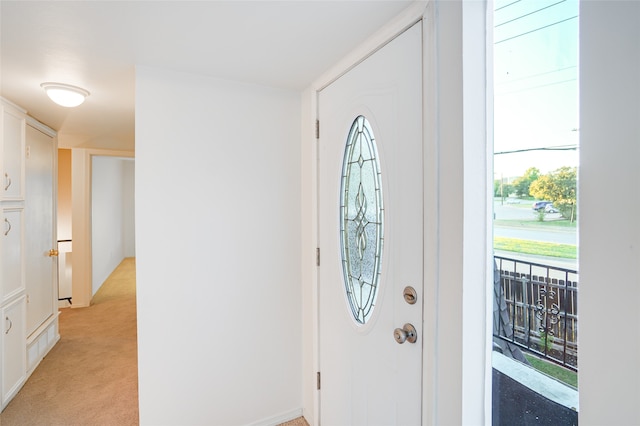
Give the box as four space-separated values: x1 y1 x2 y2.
529 166 577 222
494 179 513 200
512 167 541 197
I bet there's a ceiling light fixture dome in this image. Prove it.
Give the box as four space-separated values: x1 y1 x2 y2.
41 82 90 107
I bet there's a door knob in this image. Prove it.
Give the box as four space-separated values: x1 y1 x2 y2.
393 323 417 344
48 249 59 257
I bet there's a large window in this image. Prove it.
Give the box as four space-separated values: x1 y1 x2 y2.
491 1 579 424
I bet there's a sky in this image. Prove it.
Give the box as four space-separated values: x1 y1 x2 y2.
493 0 579 179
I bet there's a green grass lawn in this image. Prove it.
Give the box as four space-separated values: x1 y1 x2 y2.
524 354 578 389
494 237 577 259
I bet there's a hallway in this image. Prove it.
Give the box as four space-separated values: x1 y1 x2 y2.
0 258 138 425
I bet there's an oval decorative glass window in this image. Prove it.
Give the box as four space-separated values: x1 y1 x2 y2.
340 116 384 324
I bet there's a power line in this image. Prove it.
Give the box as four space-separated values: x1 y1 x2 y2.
496 65 577 86
495 15 578 45
497 77 577 96
495 0 522 12
495 145 578 155
495 0 567 28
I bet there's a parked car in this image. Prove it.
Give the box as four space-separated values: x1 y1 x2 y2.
532 201 552 211
545 204 559 213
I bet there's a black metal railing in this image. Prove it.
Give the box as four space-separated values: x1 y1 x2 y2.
494 255 578 372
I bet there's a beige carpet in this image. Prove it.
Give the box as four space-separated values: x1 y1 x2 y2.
0 257 139 425
279 417 310 426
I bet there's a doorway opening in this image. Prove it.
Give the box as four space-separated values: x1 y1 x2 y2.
57 150 135 307
91 155 135 297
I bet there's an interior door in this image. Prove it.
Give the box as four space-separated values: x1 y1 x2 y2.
24 124 56 336
318 22 423 425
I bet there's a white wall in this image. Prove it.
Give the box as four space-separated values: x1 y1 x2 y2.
579 2 640 424
122 159 136 257
135 66 302 425
91 156 135 295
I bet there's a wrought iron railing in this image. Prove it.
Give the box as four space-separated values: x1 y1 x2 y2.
494 255 578 372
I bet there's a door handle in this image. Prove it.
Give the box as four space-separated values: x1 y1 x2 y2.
5 316 12 334
4 172 11 191
4 218 11 236
394 323 417 344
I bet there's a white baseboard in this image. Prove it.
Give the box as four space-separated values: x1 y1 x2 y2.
247 408 304 426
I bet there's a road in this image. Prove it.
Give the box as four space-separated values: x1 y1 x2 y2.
493 200 577 245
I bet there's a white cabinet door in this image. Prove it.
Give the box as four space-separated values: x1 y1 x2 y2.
1 296 26 409
24 125 56 335
1 108 25 201
1 208 24 304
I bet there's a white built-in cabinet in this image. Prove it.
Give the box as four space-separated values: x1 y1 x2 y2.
0 98 59 411
2 108 25 201
1 296 25 409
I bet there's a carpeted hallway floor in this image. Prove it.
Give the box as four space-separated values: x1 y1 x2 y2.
0 257 139 425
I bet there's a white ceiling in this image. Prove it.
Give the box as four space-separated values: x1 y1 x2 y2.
1 1 413 151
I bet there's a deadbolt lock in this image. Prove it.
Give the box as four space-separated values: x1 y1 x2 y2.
403 286 418 305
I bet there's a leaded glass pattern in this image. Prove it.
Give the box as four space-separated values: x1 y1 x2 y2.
340 116 384 324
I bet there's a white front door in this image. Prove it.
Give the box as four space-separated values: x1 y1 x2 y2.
318 22 423 425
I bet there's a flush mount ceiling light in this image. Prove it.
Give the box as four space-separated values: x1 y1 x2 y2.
40 82 90 107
